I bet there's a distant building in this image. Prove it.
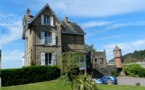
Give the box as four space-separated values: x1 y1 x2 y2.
91 50 108 69
113 45 123 69
22 4 86 70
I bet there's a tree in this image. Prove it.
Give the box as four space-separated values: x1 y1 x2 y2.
85 44 95 53
62 52 83 90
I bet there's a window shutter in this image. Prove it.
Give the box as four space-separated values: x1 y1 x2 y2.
41 15 44 25
50 16 54 26
41 31 45 45
41 53 45 65
51 32 56 45
52 53 56 65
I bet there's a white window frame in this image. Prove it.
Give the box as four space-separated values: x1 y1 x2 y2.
41 15 54 26
41 53 56 66
41 31 56 46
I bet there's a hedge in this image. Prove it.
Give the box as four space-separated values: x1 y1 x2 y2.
1 66 60 86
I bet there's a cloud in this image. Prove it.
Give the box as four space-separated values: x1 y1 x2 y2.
106 21 145 30
0 13 22 46
46 0 145 17
2 50 24 69
131 39 145 47
98 35 123 40
81 21 112 29
103 39 145 61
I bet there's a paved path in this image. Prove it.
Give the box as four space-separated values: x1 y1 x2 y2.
117 77 145 86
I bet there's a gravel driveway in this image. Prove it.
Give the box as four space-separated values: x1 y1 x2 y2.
117 77 145 86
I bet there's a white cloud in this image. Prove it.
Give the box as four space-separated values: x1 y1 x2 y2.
81 21 111 29
46 0 145 17
2 50 24 69
23 0 145 18
131 39 145 47
99 35 123 40
0 14 22 46
103 39 145 61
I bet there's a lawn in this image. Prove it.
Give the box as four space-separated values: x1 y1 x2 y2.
1 79 145 90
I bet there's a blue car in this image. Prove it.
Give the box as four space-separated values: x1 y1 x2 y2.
92 78 103 84
101 76 117 85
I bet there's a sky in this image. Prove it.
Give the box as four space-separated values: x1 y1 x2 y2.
1 0 145 69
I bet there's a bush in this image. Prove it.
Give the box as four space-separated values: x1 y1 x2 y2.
1 66 60 86
111 70 119 77
123 64 145 77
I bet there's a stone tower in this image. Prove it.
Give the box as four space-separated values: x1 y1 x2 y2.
113 45 123 69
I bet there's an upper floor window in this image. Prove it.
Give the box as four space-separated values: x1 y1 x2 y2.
41 31 56 45
41 15 54 26
100 58 104 64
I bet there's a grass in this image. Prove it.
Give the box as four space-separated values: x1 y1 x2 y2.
1 79 145 90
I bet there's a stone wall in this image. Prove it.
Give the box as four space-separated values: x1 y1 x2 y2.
91 51 108 68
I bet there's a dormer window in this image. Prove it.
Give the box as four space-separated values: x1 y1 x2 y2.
41 15 54 26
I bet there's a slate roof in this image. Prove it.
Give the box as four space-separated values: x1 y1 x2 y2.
28 3 60 24
61 21 86 35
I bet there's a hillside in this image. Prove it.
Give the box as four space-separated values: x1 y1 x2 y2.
109 49 145 63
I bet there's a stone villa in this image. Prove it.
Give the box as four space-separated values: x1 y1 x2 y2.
22 4 86 70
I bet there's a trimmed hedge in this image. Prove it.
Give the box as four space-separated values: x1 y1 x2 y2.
1 66 60 86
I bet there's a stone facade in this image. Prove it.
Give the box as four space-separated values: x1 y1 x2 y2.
91 50 108 69
22 4 86 69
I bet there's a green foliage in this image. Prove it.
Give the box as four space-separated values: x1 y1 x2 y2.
74 73 98 90
85 44 95 53
123 64 145 77
62 52 82 90
111 70 119 77
1 66 60 86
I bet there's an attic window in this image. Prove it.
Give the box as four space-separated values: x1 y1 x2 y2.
41 15 54 26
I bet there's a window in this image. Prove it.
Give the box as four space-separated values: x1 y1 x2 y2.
41 53 56 66
41 31 56 45
100 58 104 64
41 15 54 26
95 58 97 63
45 53 52 65
79 55 86 70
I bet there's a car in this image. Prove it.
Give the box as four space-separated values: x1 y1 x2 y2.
92 78 103 84
100 76 117 85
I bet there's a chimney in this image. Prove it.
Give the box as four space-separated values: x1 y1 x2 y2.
26 8 30 18
64 17 69 24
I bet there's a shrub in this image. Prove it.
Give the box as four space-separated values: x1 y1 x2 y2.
1 66 60 86
111 70 119 77
123 64 145 77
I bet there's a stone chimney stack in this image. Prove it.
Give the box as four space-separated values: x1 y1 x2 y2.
64 17 69 24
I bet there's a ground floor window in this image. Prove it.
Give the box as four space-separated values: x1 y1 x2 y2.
41 53 56 66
